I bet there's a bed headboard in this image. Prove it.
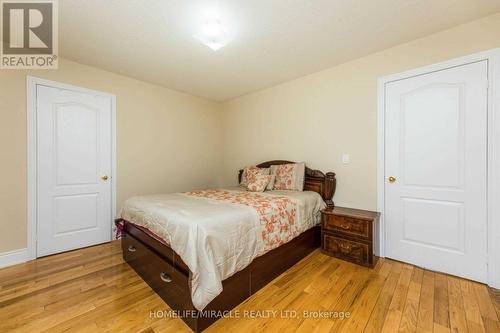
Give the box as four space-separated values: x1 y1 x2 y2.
238 160 336 208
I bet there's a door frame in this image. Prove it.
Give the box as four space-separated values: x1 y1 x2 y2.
27 76 117 260
377 48 500 289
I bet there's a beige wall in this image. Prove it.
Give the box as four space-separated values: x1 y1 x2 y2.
221 12 500 210
0 59 223 253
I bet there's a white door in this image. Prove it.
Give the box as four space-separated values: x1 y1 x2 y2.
385 61 488 282
37 84 113 257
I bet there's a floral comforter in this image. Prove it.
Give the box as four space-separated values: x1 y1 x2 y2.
119 187 325 310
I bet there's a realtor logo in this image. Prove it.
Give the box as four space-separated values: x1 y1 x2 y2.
1 0 58 69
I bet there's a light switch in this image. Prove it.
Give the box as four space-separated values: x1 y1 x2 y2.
342 154 350 164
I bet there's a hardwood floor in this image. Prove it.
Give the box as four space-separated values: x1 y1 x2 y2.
0 241 498 333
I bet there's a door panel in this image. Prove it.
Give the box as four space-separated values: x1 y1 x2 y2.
401 84 463 188
401 198 464 253
385 61 488 282
54 193 99 235
55 103 99 185
37 85 112 257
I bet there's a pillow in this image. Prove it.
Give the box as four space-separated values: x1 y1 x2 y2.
270 162 306 191
240 166 270 186
247 174 273 192
266 175 276 191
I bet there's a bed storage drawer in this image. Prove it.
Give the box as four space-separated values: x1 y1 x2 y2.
122 232 151 270
121 233 194 312
123 221 190 274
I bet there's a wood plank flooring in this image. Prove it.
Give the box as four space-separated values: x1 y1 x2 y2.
0 241 498 333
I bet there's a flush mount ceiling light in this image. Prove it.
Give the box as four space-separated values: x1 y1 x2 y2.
196 17 232 51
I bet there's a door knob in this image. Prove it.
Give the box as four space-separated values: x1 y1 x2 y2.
101 175 109 181
388 176 396 183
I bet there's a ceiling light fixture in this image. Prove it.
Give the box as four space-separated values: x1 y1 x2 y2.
196 17 231 51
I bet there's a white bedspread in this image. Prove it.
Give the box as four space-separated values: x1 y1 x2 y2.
119 187 325 310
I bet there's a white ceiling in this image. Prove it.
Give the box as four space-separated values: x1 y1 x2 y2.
60 0 500 101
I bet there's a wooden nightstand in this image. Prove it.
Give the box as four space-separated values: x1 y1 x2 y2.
321 207 380 267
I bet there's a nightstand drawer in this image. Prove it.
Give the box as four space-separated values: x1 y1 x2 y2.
322 233 370 266
323 214 369 239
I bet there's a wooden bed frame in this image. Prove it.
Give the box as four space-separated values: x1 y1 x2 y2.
117 161 336 332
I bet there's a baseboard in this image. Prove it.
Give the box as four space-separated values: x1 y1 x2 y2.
0 248 28 269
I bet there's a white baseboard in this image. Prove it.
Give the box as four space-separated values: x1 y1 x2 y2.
0 248 28 269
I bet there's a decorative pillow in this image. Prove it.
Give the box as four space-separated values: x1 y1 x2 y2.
240 166 270 186
247 174 273 192
270 162 306 191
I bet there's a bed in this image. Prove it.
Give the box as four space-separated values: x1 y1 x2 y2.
115 160 336 332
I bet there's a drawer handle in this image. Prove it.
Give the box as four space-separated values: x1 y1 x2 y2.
339 243 352 252
160 272 172 283
128 245 137 252
340 224 351 230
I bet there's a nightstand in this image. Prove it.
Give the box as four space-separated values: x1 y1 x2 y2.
321 207 380 267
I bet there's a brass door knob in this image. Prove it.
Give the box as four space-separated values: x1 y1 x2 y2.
388 176 396 183
101 175 109 181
